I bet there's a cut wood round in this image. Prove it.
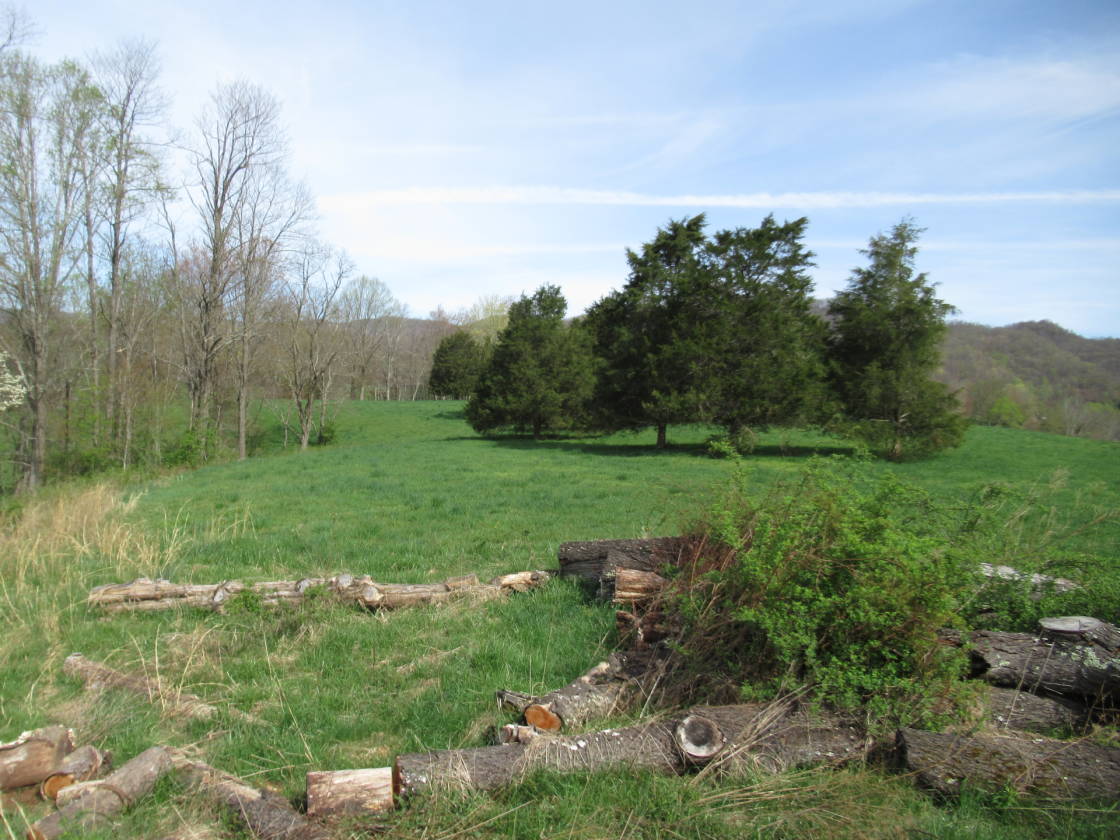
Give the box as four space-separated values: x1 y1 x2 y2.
986 687 1088 734
39 745 109 801
26 745 172 840
1039 617 1120 652
305 767 394 818
0 727 74 792
897 727 1120 801
675 714 725 764
612 569 668 607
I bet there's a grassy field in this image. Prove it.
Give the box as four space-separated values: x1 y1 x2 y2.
1 401 1118 839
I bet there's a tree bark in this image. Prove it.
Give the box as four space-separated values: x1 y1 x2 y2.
557 538 685 584
87 571 550 614
39 745 109 801
497 650 664 732
986 687 1088 735
26 745 172 840
305 768 394 818
174 758 330 840
897 727 1120 801
0 727 74 791
394 702 866 797
63 653 255 723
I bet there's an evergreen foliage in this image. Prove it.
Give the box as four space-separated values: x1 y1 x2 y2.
828 219 967 460
428 331 486 399
465 285 595 437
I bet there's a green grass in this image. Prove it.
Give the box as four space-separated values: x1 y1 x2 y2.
1 403 1118 838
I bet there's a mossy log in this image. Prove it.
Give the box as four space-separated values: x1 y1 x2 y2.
897 727 1120 801
175 757 330 840
394 702 866 797
986 687 1088 734
26 745 172 840
39 745 110 801
86 571 550 613
952 617 1120 705
0 727 74 792
497 650 664 732
305 767 394 818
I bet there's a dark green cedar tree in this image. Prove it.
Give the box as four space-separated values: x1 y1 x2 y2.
428 331 486 399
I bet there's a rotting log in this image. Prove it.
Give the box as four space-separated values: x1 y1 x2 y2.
897 727 1120 801
558 538 686 584
986 687 1088 734
87 571 550 614
497 650 665 732
305 767 394 818
0 727 74 792
394 701 867 797
63 653 255 724
26 745 172 840
945 618 1120 705
175 757 330 840
39 745 109 801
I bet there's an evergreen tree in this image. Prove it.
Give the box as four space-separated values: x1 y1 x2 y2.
428 331 485 399
828 219 967 460
466 285 595 437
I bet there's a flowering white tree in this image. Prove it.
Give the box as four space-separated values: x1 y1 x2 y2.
0 352 25 411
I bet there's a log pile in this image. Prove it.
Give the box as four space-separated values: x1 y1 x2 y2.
86 570 551 614
0 728 75 792
558 538 685 600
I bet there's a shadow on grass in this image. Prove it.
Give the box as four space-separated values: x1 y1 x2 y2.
445 434 858 459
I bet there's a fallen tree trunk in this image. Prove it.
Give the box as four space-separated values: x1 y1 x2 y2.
558 538 685 585
497 650 665 732
0 727 74 792
26 745 172 840
897 727 1120 801
39 745 109 801
63 653 255 724
948 617 1120 705
175 757 330 840
986 687 1088 734
395 702 867 797
305 768 394 818
87 571 550 613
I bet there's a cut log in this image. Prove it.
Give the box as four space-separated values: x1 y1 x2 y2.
498 650 664 733
986 687 1088 734
612 569 668 607
174 757 330 840
558 538 686 583
26 745 172 840
1039 616 1120 652
976 563 1080 595
39 745 109 801
305 767 394 818
63 653 255 723
953 620 1120 705
87 570 550 613
897 727 1120 801
394 701 867 796
0 727 74 792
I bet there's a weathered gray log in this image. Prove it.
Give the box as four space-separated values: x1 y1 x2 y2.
986 687 1088 734
976 564 1080 595
26 745 173 840
558 538 685 583
87 571 549 613
39 745 109 801
497 650 663 732
395 702 866 796
63 653 255 723
612 569 668 607
175 757 330 840
305 767 394 818
0 727 74 792
898 727 1120 801
1039 616 1120 652
956 619 1120 704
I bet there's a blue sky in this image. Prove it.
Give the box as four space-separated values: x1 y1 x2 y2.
29 0 1120 336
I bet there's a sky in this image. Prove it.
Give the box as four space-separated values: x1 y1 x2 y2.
26 0 1120 337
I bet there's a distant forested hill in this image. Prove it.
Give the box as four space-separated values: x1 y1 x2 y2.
937 320 1120 441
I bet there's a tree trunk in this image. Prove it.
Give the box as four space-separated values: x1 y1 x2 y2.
174 758 330 840
26 746 173 840
305 768 394 818
985 687 1088 734
656 424 667 449
87 571 551 614
897 727 1120 801
0 727 74 791
557 538 686 584
39 745 109 802
394 702 866 797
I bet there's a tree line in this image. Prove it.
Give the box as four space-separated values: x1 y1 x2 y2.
438 214 967 460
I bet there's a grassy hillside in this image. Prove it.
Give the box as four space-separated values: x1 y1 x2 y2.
1 403 1117 839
